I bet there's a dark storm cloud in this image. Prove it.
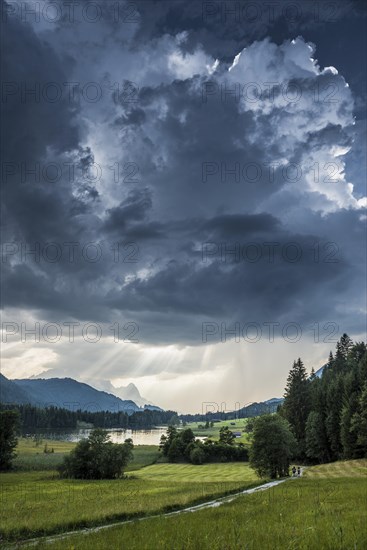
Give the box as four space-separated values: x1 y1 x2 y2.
110 75 284 219
1 9 79 163
201 213 279 237
102 211 352 324
1 6 105 280
132 0 356 59
103 189 153 231
114 108 147 126
1 0 365 350
1 8 96 241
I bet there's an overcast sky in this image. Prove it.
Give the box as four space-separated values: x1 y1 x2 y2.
1 0 366 413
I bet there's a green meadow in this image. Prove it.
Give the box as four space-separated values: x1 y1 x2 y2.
11 438 160 473
31 460 367 550
303 459 367 479
11 438 76 471
0 441 260 543
1 437 366 549
134 462 257 483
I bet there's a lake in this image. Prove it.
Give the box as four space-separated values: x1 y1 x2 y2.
25 427 170 446
24 427 207 446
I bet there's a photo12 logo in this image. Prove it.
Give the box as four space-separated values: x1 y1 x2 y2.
202 321 340 343
1 80 140 105
1 160 141 184
201 241 339 264
201 2 342 24
1 2 140 24
201 80 340 105
201 160 343 184
1 321 140 343
1 241 140 264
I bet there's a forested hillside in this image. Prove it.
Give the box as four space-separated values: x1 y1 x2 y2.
280 334 367 462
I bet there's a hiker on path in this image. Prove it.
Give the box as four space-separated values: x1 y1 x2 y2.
292 466 296 477
297 466 301 477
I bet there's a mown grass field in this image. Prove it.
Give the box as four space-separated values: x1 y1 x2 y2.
135 462 256 483
0 460 259 542
303 459 367 479
31 460 367 550
125 446 161 471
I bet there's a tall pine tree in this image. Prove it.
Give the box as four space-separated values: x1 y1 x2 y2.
341 366 362 458
325 375 344 459
282 358 310 458
350 382 367 457
306 376 330 463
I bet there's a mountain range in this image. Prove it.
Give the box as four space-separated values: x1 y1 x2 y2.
1 367 324 416
0 374 161 414
231 397 284 418
83 379 159 409
314 365 325 378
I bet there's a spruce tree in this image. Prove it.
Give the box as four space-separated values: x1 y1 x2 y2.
334 334 353 374
325 375 344 459
307 377 330 462
282 358 310 458
0 410 19 470
305 411 329 463
339 334 353 359
350 383 367 456
341 367 362 458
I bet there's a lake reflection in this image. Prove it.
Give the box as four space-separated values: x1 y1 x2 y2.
25 427 169 446
67 428 168 445
24 427 207 446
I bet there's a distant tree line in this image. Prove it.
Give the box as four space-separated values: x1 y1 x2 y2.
0 403 179 432
179 402 279 423
279 334 367 462
160 426 249 465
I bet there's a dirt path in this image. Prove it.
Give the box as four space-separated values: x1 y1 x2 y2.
6 477 293 548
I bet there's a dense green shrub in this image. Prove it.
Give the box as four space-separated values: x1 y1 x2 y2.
58 429 133 479
190 446 205 465
0 410 19 470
